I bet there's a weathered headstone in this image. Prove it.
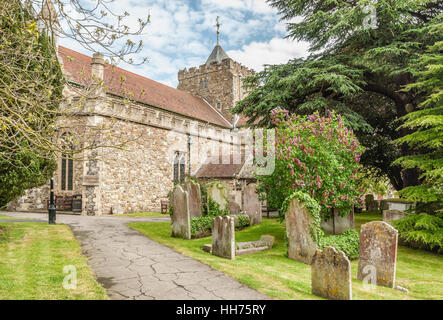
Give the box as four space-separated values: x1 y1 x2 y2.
184 180 202 218
212 216 235 260
321 207 354 235
311 246 352 300
285 198 317 265
243 183 262 225
171 186 191 240
207 182 228 211
228 201 241 215
357 221 398 288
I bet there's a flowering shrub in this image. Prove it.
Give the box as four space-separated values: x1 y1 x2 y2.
257 108 365 220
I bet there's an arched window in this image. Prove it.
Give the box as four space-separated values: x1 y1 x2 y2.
199 79 203 89
204 79 208 89
61 133 74 191
173 152 186 185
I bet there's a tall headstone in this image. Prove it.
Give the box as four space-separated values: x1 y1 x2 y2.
285 198 317 265
321 207 354 235
207 182 228 211
212 216 235 260
184 180 202 218
357 221 398 288
311 246 352 300
171 186 191 240
242 183 262 225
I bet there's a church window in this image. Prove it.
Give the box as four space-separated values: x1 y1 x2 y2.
173 152 186 185
60 134 74 191
217 103 221 110
204 79 208 88
199 79 203 89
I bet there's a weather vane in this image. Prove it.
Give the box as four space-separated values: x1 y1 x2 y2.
216 16 221 45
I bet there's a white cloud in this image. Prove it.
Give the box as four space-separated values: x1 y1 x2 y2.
228 38 310 71
57 0 306 87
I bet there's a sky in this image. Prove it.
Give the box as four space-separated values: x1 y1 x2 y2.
59 0 310 88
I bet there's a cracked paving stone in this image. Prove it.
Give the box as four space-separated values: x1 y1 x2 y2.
2 211 269 300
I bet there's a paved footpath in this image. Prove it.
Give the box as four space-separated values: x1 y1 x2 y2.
0 211 268 300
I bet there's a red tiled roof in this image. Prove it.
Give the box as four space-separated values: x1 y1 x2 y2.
58 46 231 128
195 154 245 179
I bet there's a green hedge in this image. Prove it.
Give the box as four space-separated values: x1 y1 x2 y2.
317 229 360 260
392 213 443 254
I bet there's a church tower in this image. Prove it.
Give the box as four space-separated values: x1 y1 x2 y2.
177 17 254 123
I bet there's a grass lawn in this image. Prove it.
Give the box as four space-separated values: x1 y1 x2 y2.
0 214 28 220
0 222 108 300
129 212 443 300
113 212 166 218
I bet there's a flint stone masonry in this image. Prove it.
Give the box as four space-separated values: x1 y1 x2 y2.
184 181 202 219
111 205 123 215
311 246 352 300
357 221 398 288
383 210 410 222
212 216 235 260
178 57 253 122
286 198 317 265
171 186 191 240
242 183 262 225
321 208 354 235
207 182 228 211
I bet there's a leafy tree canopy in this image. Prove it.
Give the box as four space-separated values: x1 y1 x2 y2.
233 0 442 191
0 0 62 206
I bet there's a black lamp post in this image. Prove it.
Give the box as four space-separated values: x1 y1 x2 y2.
48 177 56 224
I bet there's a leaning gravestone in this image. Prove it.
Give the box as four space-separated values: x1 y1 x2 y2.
357 221 398 288
212 216 235 260
184 180 202 218
207 182 228 211
171 186 191 240
286 198 317 265
243 183 262 225
311 246 352 300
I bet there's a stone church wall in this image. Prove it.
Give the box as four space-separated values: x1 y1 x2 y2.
178 59 253 122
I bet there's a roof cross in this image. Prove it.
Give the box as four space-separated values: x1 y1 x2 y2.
216 16 221 45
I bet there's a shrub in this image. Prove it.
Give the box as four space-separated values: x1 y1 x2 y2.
190 216 213 238
207 197 228 217
317 229 360 260
258 108 364 221
393 214 443 254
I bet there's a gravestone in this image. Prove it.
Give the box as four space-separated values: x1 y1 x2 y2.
184 180 202 218
242 183 262 225
171 186 191 240
212 216 235 260
285 198 317 265
357 221 398 288
311 246 352 300
383 210 409 222
321 207 354 235
207 182 228 211
228 201 241 215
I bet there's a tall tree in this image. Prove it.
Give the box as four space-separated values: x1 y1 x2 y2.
0 1 149 206
393 21 442 209
233 0 442 191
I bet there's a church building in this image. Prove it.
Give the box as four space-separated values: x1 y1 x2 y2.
8 11 255 216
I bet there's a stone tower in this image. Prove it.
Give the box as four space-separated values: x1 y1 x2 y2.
177 17 254 123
